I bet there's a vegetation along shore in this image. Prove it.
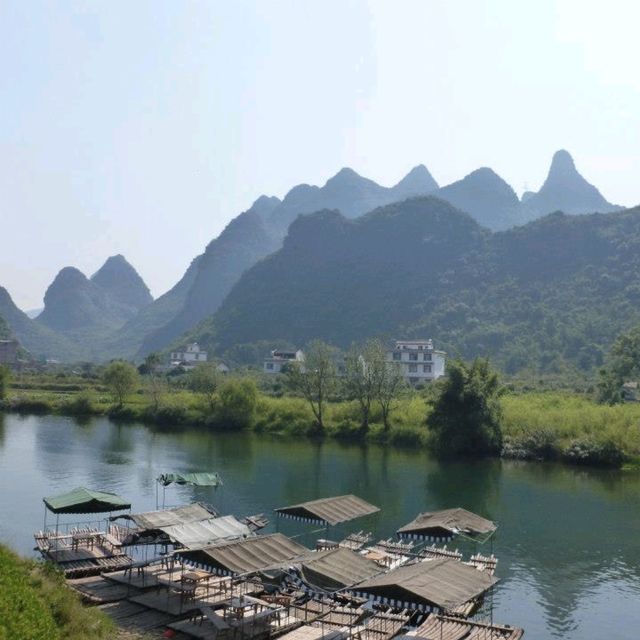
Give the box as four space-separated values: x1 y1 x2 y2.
2 336 639 469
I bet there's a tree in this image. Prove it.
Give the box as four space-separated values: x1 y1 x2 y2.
596 325 640 404
186 364 220 411
216 378 258 430
138 352 162 376
284 340 337 433
370 340 405 431
427 358 504 457
102 361 139 407
0 365 10 401
344 341 379 435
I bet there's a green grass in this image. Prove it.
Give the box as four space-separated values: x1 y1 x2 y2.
0 544 113 640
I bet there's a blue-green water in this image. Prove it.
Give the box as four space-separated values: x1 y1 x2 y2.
0 413 639 639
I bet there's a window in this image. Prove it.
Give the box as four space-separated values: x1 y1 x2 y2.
408 363 418 373
266 363 274 370
424 353 432 361
423 364 432 373
393 352 401 361
409 353 418 361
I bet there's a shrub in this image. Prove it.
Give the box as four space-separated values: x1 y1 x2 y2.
561 438 625 468
212 378 259 430
61 390 96 415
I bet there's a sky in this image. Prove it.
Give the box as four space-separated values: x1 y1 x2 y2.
1 0 640 310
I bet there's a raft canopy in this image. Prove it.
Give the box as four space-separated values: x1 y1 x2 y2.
158 515 252 548
156 472 223 487
43 487 131 515
354 558 498 612
112 502 217 529
177 532 310 575
397 508 496 542
297 547 383 591
275 494 380 526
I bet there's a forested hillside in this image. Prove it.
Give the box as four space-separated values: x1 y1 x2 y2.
187 198 640 375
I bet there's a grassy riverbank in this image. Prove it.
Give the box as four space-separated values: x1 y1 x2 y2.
0 544 114 640
3 372 640 467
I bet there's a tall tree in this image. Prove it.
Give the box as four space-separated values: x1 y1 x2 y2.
369 340 405 431
344 341 379 435
284 340 337 433
186 364 220 411
102 361 139 407
427 358 504 457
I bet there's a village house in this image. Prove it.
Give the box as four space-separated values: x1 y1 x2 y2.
169 343 208 369
263 349 305 374
387 339 446 385
0 339 19 366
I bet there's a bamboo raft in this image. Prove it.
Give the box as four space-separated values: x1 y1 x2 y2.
415 614 523 640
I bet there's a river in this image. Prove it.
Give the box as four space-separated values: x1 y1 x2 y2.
0 413 639 639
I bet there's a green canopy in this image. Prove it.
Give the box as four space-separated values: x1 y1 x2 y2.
156 472 223 488
43 487 131 514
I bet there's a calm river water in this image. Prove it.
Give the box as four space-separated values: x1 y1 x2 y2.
0 413 639 639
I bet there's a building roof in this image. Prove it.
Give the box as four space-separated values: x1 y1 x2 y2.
275 495 380 526
178 533 310 575
397 508 496 539
297 547 383 590
43 487 131 514
157 472 223 488
355 559 498 611
115 503 217 529
158 515 251 548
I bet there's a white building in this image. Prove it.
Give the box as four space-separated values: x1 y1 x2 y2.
170 343 208 368
386 339 445 385
263 349 305 374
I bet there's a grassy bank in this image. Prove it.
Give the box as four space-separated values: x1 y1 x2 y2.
0 544 113 640
3 374 640 467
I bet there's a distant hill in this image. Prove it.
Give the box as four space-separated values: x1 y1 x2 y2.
267 165 439 234
519 150 621 223
0 287 83 360
136 199 282 355
184 197 640 374
130 167 439 357
90 254 153 312
34 256 153 357
437 167 520 230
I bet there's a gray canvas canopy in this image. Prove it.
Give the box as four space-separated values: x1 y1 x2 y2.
275 495 380 526
178 533 310 575
158 515 252 548
297 547 383 590
43 487 130 515
353 558 498 612
113 503 217 529
397 508 496 542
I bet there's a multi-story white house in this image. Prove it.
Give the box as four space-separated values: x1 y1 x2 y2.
263 349 305 374
386 339 445 385
170 343 208 368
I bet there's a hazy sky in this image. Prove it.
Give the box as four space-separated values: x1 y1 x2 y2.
2 0 639 310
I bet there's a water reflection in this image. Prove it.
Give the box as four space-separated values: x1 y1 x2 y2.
1 414 639 640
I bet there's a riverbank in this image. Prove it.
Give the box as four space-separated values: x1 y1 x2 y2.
2 375 639 467
0 543 115 640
